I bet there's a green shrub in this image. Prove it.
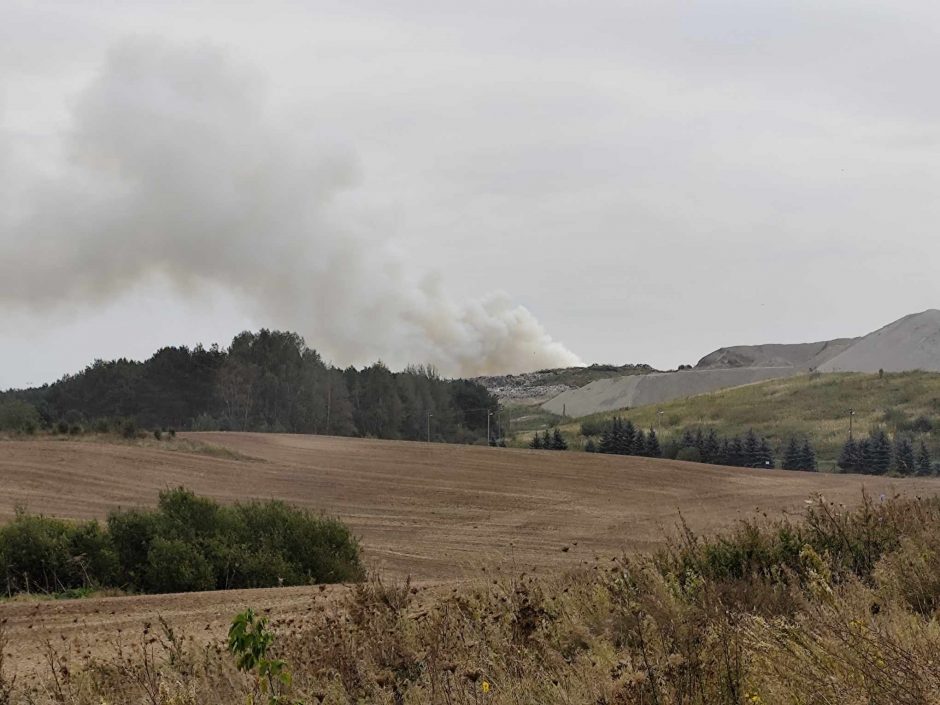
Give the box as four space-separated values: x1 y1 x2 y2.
676 446 702 463
0 511 114 595
145 537 215 593
0 399 41 432
120 419 138 439
2 489 363 597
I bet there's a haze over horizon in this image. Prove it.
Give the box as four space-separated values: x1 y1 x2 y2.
3 1 939 389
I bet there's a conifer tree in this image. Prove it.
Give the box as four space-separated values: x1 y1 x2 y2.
782 437 801 470
530 433 542 450
758 437 775 469
551 428 568 451
799 439 818 472
729 437 745 467
837 437 859 473
860 429 891 474
542 429 553 449
917 441 932 476
585 438 597 453
718 438 732 466
703 429 721 464
743 430 762 468
599 421 614 454
634 429 647 456
894 436 916 474
619 420 637 455
646 428 662 458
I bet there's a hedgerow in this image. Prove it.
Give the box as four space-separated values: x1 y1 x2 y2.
0 488 363 597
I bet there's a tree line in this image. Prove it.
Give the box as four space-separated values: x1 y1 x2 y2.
573 420 819 471
0 330 497 443
838 430 933 475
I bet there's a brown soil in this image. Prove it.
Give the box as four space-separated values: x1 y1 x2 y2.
2 432 937 676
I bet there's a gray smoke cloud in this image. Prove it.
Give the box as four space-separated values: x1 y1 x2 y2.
0 39 581 376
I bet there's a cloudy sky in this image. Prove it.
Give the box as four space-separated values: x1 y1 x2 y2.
2 0 939 388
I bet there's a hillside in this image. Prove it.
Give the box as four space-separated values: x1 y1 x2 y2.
541 309 940 418
543 366 801 417
819 309 940 373
561 370 940 470
695 338 858 370
3 431 919 578
3 432 938 679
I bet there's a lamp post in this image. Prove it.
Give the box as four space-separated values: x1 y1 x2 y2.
487 411 493 446
848 408 855 439
427 412 433 443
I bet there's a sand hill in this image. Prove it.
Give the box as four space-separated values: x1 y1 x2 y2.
695 338 858 370
818 309 940 373
542 310 940 418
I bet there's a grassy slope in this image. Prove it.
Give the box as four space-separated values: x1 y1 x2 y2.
560 371 940 469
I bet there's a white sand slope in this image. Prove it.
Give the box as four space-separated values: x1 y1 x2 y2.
542 309 940 418
695 338 858 370
818 309 940 373
542 366 800 417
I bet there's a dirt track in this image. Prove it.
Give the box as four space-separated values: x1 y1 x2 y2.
2 432 938 675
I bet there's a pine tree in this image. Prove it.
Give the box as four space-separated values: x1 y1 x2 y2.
646 428 662 458
530 433 542 450
599 421 614 454
782 437 801 470
718 438 732 466
551 428 568 451
758 437 775 469
743 430 762 468
703 429 721 464
619 420 637 455
799 439 818 472
894 436 916 474
871 429 893 474
916 441 932 476
729 437 745 467
837 437 858 473
693 429 706 458
861 429 892 474
633 429 647 456
584 438 597 453
542 429 553 449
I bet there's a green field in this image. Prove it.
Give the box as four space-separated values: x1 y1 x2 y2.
558 371 940 470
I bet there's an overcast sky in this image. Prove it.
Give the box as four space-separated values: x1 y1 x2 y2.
2 0 939 388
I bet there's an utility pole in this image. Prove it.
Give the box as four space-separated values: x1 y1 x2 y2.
487 410 493 446
848 408 855 439
427 412 433 443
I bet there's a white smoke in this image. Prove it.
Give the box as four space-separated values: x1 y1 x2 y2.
0 39 581 376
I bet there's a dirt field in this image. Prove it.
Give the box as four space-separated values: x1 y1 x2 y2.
2 432 938 676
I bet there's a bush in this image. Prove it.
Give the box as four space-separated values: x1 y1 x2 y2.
120 418 137 439
1 489 363 597
676 446 702 463
0 399 41 433
0 511 115 595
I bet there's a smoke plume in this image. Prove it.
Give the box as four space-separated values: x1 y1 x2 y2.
0 39 581 376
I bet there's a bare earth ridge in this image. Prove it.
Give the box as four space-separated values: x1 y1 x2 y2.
2 432 939 675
